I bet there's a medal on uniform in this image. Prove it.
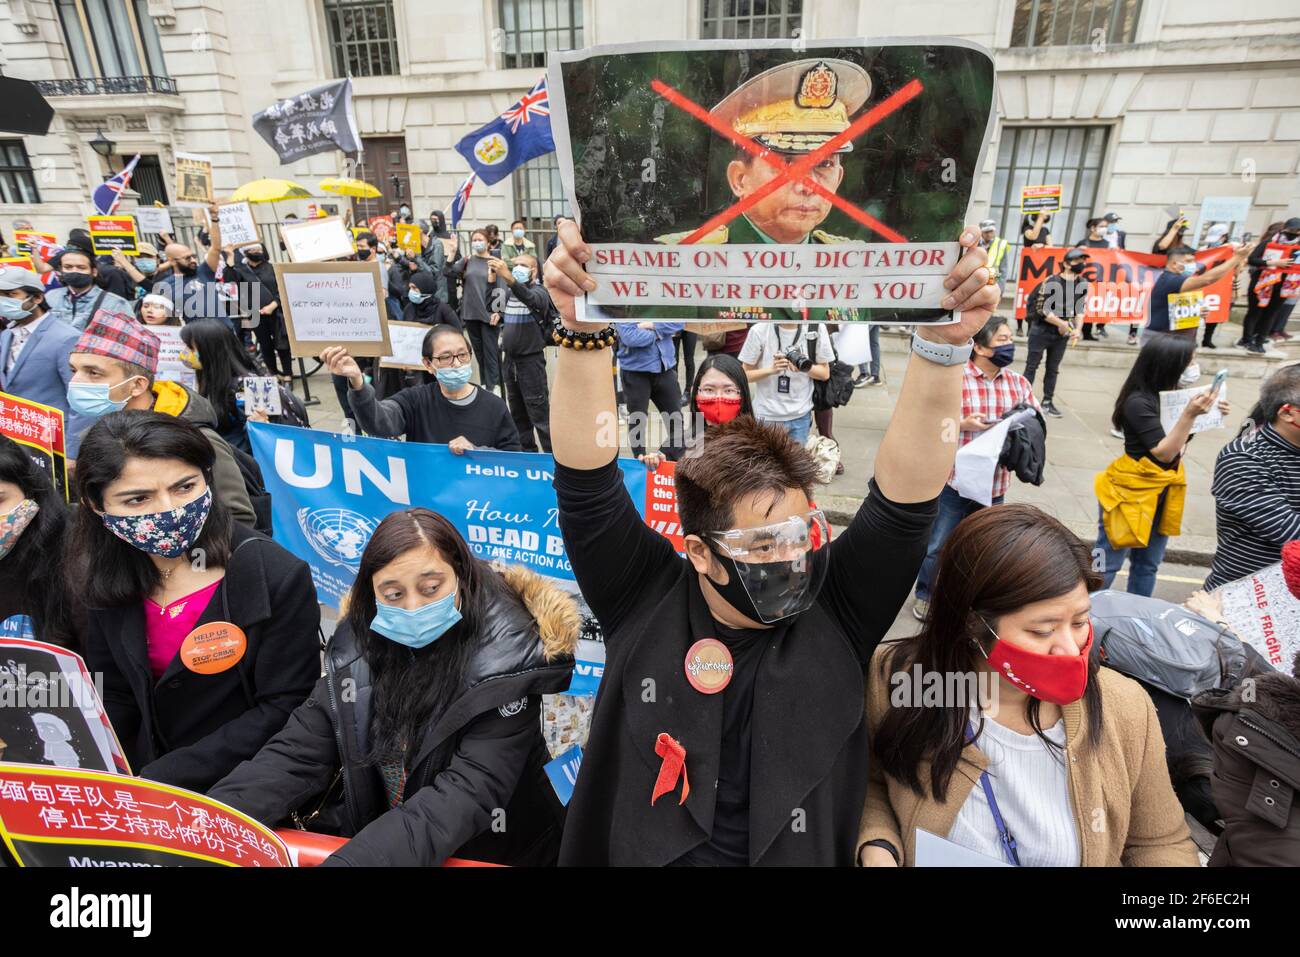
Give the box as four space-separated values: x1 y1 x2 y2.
683 637 734 694
179 621 248 675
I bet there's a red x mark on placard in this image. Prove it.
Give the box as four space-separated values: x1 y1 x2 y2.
650 77 924 245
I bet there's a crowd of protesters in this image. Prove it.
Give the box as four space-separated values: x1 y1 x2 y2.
1 195 1297 873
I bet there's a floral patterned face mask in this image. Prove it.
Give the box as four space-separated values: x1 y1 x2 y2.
101 487 212 558
0 498 39 560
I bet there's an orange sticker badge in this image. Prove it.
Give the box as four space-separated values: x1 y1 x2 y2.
180 621 247 674
683 638 734 694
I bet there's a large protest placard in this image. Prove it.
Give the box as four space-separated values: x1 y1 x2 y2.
0 391 68 499
149 324 197 389
133 206 173 236
1159 383 1227 436
1014 246 1235 325
86 215 139 255
216 200 259 247
548 39 996 324
395 222 422 257
174 151 214 208
1020 184 1062 213
12 230 56 257
1216 562 1300 672
274 261 391 357
0 763 291 867
379 320 431 370
281 215 355 263
1193 195 1250 246
368 215 396 245
0 638 129 774
247 423 677 607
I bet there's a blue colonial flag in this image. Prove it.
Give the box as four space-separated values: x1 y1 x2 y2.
448 172 477 229
453 76 554 186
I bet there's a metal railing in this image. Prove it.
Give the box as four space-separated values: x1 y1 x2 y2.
34 75 178 96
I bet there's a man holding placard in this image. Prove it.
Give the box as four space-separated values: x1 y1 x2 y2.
1141 243 1247 346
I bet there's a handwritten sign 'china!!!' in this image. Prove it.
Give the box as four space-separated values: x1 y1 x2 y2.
273 261 392 358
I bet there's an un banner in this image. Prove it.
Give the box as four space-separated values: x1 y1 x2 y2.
248 423 652 607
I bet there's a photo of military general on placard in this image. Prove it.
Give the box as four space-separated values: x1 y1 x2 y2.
548 40 996 324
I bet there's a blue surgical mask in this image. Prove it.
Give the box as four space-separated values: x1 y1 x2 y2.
67 378 136 418
435 364 473 390
512 228 525 240
0 296 33 325
1182 262 1199 276
136 258 157 274
511 266 531 284
989 343 1016 368
471 240 487 254
370 590 461 649
408 289 427 304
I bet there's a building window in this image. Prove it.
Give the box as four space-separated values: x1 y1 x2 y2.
701 0 803 38
513 152 570 229
987 126 1109 260
55 0 169 79
0 141 42 205
116 154 168 206
1010 0 1142 48
324 0 400 78
499 0 583 70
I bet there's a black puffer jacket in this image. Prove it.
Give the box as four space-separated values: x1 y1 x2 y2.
1192 660 1300 866
207 564 578 867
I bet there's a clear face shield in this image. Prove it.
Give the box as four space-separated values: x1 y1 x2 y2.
705 509 831 623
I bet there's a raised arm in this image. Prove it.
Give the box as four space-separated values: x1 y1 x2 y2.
321 346 409 437
204 202 222 273
1183 243 1248 292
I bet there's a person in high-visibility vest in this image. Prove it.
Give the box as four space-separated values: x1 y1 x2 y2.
979 219 1010 283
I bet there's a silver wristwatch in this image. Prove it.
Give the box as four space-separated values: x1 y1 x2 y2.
910 332 973 367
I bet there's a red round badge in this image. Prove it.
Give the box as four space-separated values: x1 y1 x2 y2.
684 638 734 694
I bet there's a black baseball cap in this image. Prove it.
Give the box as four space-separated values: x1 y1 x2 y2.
1063 247 1090 264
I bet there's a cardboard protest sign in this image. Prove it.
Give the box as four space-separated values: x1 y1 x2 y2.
148 325 196 389
1014 246 1234 325
1263 242 1300 273
281 215 355 262
174 151 214 207
240 376 281 416
0 638 129 774
86 215 139 255
1159 383 1226 436
12 230 55 256
1020 184 1062 213
0 391 67 499
395 222 422 257
548 39 996 324
274 261 391 357
1167 290 1205 331
1193 196 1250 246
216 200 259 247
379 320 432 370
1216 563 1300 672
133 206 173 236
368 215 396 245
0 763 292 866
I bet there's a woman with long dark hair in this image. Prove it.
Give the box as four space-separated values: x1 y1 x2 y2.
73 411 319 790
208 507 578 866
684 353 754 454
1093 333 1229 596
179 319 258 453
860 505 1196 867
0 436 78 647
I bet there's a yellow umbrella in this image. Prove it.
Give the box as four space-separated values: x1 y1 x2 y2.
319 177 382 199
230 178 313 203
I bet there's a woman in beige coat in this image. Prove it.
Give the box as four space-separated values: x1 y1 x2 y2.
859 505 1197 867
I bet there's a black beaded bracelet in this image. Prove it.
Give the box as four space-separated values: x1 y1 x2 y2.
552 324 617 350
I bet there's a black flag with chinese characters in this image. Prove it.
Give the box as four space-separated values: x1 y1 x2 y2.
252 78 361 164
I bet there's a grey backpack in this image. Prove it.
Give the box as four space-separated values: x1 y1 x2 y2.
1090 590 1261 699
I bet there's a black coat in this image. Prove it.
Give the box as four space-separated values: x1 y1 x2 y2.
82 524 321 792
207 564 579 867
1192 669 1300 866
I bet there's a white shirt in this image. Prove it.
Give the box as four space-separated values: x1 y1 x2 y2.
738 323 834 422
946 711 1081 867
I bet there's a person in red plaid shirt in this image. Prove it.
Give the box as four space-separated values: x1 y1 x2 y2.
912 316 1041 619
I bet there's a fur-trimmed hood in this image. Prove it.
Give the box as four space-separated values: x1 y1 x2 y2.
1193 664 1300 744
492 562 580 662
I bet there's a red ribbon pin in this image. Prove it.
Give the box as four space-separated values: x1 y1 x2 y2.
650 733 690 806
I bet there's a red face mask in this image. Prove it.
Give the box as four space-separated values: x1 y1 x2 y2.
983 622 1093 706
696 395 742 425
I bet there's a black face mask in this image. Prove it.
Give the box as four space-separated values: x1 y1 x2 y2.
60 271 95 291
245 252 265 264
704 545 828 625
356 248 373 260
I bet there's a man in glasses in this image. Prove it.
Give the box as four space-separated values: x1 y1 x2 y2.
320 325 521 453
544 218 1000 866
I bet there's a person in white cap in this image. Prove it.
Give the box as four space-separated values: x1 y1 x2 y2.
0 264 93 457
1198 223 1232 349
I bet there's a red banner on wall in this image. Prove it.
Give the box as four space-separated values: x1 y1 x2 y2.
1014 246 1235 324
